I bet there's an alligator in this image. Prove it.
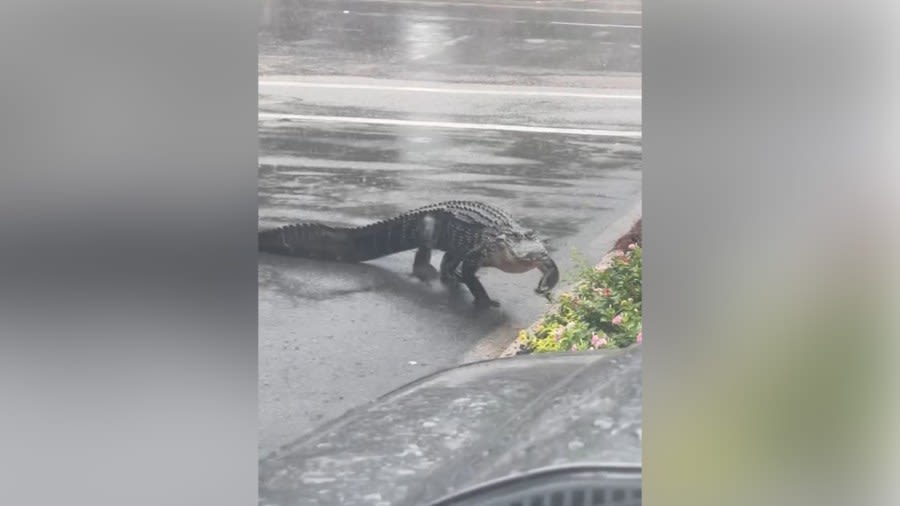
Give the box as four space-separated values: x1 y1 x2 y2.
258 201 559 308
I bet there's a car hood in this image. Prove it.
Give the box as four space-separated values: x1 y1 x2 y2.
259 345 642 506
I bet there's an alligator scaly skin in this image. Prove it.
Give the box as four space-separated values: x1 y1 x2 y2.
258 201 559 308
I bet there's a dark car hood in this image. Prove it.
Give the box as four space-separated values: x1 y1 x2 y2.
259 345 642 505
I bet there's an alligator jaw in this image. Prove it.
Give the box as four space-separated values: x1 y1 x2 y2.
535 257 559 295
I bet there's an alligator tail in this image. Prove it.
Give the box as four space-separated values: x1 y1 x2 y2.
258 214 427 262
258 223 351 260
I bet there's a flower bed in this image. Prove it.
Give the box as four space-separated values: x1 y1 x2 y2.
516 222 642 354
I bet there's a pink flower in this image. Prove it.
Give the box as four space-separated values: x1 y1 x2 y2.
636 331 642 343
554 327 565 342
571 344 579 352
611 314 623 325
602 287 612 297
628 243 637 250
591 333 608 349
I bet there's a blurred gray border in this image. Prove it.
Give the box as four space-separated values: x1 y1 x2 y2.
2 1 897 505
1 2 258 505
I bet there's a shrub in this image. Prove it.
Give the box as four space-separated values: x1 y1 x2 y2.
517 244 642 353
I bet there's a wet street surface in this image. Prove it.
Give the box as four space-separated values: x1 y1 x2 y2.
258 0 642 456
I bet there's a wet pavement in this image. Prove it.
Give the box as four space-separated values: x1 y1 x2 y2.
258 0 642 456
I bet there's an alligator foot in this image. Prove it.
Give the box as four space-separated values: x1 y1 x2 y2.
473 298 501 310
461 259 499 310
412 263 439 282
440 269 463 286
473 296 501 310
440 253 462 286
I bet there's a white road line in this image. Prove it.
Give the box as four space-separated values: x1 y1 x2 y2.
258 112 642 138
334 0 642 15
410 34 472 61
258 81 642 100
301 7 642 29
549 21 641 29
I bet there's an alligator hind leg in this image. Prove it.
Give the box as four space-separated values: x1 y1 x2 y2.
412 215 439 282
461 259 499 309
439 252 463 286
412 247 439 282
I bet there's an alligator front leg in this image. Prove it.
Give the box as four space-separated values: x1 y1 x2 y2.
461 258 499 309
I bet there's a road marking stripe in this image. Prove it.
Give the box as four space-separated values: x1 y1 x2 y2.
291 7 642 28
331 0 642 15
549 21 641 29
259 81 642 100
259 112 642 138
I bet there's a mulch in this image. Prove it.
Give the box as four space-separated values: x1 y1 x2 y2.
611 219 642 252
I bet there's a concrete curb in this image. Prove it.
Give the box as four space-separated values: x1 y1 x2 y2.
497 198 642 358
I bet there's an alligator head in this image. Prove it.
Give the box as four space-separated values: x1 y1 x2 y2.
485 230 559 296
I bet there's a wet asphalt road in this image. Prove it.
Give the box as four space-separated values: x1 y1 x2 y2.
258 0 642 456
